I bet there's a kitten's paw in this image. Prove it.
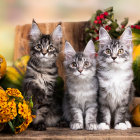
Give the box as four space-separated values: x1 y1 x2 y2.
70 122 83 130
33 122 46 131
125 121 132 129
98 123 110 130
86 123 98 131
114 123 128 130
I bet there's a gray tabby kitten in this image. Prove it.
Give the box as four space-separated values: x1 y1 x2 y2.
63 40 98 130
97 27 134 130
23 20 62 131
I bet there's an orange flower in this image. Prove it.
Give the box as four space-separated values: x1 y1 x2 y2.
6 88 23 99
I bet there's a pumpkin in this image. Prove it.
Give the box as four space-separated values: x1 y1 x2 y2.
132 104 140 126
0 55 30 91
0 54 7 79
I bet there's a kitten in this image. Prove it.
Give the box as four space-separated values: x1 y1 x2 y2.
63 40 98 130
97 27 134 130
23 20 62 131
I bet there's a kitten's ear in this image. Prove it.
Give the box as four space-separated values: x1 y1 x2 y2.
99 27 111 44
84 40 95 58
64 41 76 60
29 19 41 41
52 25 62 41
120 27 132 44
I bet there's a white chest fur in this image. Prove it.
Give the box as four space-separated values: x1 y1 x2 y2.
99 68 132 111
68 78 96 110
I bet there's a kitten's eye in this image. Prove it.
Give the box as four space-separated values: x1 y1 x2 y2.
118 49 124 54
84 61 89 67
71 62 77 68
49 45 54 51
105 49 111 54
36 44 41 50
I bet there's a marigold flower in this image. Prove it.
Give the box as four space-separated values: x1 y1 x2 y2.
0 89 8 102
0 88 34 133
6 88 23 99
15 122 28 134
18 100 32 119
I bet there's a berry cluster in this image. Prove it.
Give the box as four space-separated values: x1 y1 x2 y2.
94 12 108 25
131 25 140 29
85 7 129 45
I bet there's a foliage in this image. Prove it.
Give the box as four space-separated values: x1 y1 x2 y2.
85 7 129 50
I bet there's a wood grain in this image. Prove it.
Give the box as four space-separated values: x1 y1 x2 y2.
14 21 89 79
1 127 140 140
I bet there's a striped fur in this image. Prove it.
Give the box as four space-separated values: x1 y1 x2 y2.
23 20 62 131
63 40 98 130
97 27 135 130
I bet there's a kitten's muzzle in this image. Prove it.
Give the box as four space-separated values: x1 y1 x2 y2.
112 57 117 60
78 69 83 73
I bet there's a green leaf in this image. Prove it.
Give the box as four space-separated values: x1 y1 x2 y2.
110 22 119 29
8 121 15 133
90 14 96 24
29 96 33 109
96 10 103 15
121 18 129 26
104 7 113 12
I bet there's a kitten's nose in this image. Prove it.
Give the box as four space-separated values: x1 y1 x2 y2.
78 69 83 73
112 57 117 60
42 52 47 55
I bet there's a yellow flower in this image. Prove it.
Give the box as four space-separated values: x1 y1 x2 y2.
0 89 8 102
0 98 17 123
18 100 31 119
8 99 17 119
15 121 28 134
6 88 23 99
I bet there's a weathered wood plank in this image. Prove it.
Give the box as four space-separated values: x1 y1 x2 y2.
1 127 140 140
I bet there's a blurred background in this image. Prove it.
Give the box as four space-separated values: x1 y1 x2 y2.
0 0 140 66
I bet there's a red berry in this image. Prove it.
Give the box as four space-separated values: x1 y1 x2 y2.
96 16 100 20
108 26 111 30
121 25 125 28
98 20 102 24
105 25 111 30
100 14 104 19
95 36 99 40
94 20 98 24
138 26 140 29
131 25 134 28
95 53 98 57
104 12 108 16
95 29 98 33
135 25 139 29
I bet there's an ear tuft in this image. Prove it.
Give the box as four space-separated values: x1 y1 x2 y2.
64 41 76 60
84 40 95 58
52 25 62 41
120 27 132 43
29 20 41 41
99 27 111 44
